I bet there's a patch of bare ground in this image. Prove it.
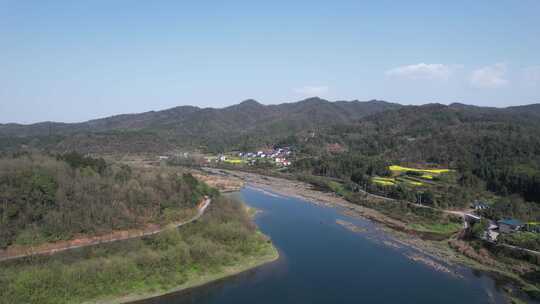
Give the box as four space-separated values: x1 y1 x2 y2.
191 170 244 192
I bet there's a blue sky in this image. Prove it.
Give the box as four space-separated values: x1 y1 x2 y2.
1 1 539 123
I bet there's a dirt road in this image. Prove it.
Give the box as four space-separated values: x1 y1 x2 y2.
0 198 211 262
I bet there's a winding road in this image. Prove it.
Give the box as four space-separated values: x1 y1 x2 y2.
0 197 211 262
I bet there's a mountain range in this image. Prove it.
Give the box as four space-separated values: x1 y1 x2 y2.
0 97 539 154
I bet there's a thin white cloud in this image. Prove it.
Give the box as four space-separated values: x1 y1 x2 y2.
385 63 456 80
294 85 329 97
469 63 508 88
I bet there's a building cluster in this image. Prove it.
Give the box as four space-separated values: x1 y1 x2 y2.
242 147 292 166
467 200 538 243
212 147 293 167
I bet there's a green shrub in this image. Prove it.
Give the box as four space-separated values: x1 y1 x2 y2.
0 197 270 304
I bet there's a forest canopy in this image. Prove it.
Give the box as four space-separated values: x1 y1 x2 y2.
0 152 217 249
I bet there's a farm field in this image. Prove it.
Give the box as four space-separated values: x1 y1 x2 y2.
371 165 454 190
395 177 424 186
224 158 246 164
372 176 396 186
372 176 425 187
389 165 452 175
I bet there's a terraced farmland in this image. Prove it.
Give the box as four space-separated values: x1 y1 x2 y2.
389 165 452 175
372 165 453 188
372 176 396 186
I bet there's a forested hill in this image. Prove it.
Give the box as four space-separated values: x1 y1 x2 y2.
1 98 539 155
0 152 217 249
297 102 540 205
0 97 400 153
321 102 540 164
2 98 540 211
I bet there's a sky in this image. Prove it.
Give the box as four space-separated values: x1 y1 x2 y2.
1 1 539 124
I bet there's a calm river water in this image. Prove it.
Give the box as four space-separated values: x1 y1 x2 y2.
136 186 510 304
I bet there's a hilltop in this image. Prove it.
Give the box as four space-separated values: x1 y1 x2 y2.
1 98 539 155
0 97 401 153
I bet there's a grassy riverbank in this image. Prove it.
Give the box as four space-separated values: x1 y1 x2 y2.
103 241 278 304
0 196 278 304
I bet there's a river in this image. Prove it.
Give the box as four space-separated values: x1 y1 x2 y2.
135 186 509 304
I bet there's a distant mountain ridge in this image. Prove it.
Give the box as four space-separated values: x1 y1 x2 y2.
0 97 539 153
0 97 400 137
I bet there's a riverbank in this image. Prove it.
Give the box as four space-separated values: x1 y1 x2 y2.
201 167 412 231
0 196 280 304
202 168 539 303
95 203 279 304
95 239 279 304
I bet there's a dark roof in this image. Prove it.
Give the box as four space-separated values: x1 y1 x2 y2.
498 219 524 227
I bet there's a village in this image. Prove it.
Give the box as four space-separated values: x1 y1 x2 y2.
207 146 293 167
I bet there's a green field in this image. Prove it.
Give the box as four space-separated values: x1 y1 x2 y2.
409 222 463 235
327 180 348 196
396 177 425 186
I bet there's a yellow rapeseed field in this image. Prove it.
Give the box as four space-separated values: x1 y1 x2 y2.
389 165 451 175
372 177 396 186
224 159 244 164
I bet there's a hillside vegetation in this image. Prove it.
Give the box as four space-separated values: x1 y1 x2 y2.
0 98 400 153
2 99 540 218
290 103 540 219
0 153 277 304
0 195 276 304
0 152 217 249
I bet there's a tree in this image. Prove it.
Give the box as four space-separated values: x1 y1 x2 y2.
471 218 489 239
